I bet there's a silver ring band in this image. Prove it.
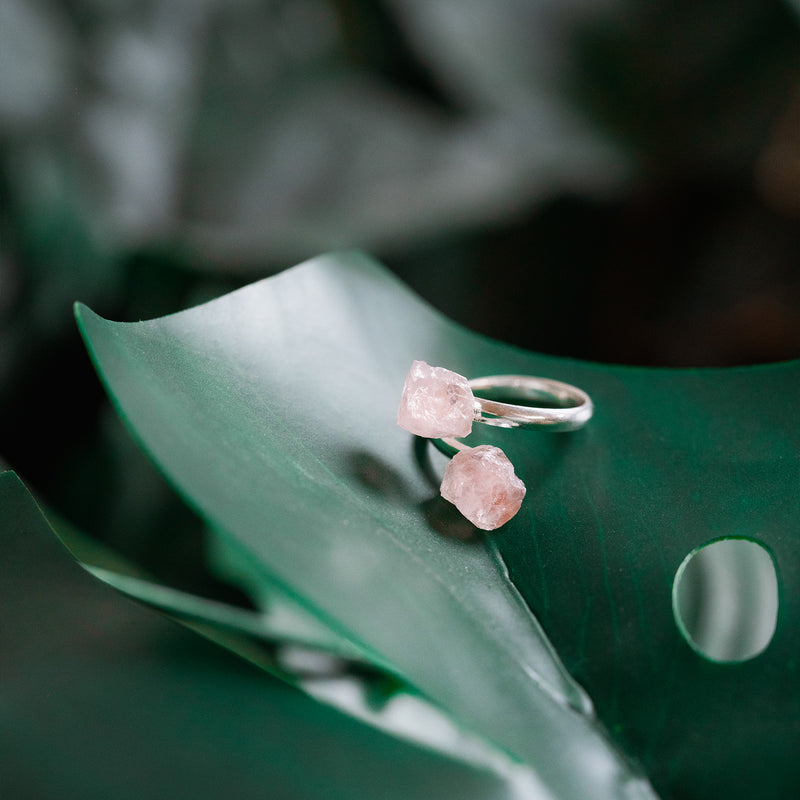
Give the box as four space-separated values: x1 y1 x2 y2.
470 375 593 433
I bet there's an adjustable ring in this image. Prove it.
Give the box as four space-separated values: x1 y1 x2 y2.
397 360 593 531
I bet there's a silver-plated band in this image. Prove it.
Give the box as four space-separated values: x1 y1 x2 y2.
470 375 593 433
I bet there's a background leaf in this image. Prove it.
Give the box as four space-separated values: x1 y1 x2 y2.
0 469 530 800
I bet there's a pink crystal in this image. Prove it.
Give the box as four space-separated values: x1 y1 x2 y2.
397 360 475 439
440 445 526 531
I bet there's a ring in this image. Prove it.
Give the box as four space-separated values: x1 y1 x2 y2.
397 360 593 532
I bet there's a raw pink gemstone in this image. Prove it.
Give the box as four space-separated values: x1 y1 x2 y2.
440 445 526 531
397 360 475 438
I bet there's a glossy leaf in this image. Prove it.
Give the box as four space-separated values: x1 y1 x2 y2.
76 252 656 799
58 516 369 664
76 251 800 799
0 470 528 800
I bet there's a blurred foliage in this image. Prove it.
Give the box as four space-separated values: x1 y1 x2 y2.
1 2 800 795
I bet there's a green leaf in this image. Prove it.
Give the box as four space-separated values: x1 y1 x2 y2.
0 469 528 800
55 512 371 665
76 252 657 799
75 250 800 799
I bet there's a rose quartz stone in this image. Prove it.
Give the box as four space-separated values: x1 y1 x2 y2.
397 360 475 438
440 445 526 531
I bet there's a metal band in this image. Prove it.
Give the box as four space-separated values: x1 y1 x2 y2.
469 375 593 432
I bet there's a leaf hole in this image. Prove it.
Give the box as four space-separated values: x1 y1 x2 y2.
672 537 778 663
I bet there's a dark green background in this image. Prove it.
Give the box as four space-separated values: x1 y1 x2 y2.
2 1 800 798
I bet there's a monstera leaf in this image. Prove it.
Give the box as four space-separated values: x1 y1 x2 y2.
73 253 649 798
61 252 798 799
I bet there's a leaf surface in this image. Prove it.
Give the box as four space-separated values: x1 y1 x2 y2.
78 251 800 798
77 252 656 799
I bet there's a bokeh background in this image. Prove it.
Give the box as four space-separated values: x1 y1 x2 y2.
2 0 800 588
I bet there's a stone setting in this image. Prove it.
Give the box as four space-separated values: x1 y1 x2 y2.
440 445 526 531
397 360 475 439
